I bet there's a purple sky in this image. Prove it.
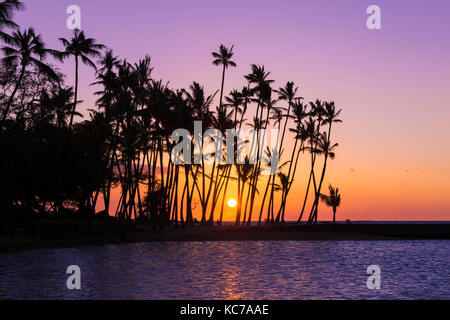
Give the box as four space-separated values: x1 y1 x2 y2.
12 0 450 220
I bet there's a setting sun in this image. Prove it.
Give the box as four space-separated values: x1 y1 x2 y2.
227 199 237 208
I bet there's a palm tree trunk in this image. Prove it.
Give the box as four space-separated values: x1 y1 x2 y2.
185 168 193 225
247 101 270 224
218 165 231 225
298 168 313 222
219 65 226 109
279 100 291 152
266 174 276 225
278 132 298 222
68 55 79 133
310 153 329 223
235 177 242 226
257 176 271 225
207 163 223 224
179 179 186 225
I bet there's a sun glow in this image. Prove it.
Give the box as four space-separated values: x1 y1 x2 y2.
227 199 237 208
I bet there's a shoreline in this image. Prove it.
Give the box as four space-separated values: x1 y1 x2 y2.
1 223 449 254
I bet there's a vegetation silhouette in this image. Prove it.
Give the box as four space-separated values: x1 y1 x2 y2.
320 185 341 224
0 1 343 240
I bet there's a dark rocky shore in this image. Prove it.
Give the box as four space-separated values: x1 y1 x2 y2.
1 223 449 253
132 223 450 242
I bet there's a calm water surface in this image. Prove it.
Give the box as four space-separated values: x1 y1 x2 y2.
0 241 449 299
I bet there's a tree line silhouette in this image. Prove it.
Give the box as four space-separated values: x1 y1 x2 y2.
0 1 342 236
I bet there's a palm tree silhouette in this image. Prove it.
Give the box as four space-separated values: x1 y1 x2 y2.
308 101 342 223
308 132 338 223
0 0 23 33
207 106 235 224
212 44 236 110
238 86 252 128
50 87 78 128
53 30 105 133
184 82 217 223
0 2 349 231
97 49 121 75
0 28 58 131
320 184 341 223
224 89 243 122
274 81 299 149
275 99 307 223
243 65 274 224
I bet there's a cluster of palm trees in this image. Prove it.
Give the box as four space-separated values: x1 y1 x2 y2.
0 0 342 229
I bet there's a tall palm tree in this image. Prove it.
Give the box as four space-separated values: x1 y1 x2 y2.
0 0 23 33
308 101 342 222
53 30 105 133
212 44 236 109
275 100 307 223
0 28 58 131
207 106 235 224
320 185 341 223
184 82 217 223
298 100 325 222
308 132 338 223
242 65 274 224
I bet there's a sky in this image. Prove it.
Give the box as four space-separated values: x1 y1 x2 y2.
13 0 450 221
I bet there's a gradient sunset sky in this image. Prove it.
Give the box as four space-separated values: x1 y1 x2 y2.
14 0 450 220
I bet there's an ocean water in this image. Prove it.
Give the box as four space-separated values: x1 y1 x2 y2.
0 240 449 299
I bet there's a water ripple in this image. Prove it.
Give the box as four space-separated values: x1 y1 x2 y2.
0 240 449 299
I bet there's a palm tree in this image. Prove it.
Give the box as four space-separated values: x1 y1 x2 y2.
242 65 274 224
322 101 342 137
97 49 121 75
245 64 273 120
238 86 252 127
212 44 236 109
276 100 307 223
207 106 235 224
50 86 77 128
308 101 342 223
0 28 58 131
184 82 217 223
0 0 23 33
184 82 216 123
53 30 105 133
244 64 273 86
274 81 299 149
308 132 338 223
224 89 243 122
320 185 341 223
